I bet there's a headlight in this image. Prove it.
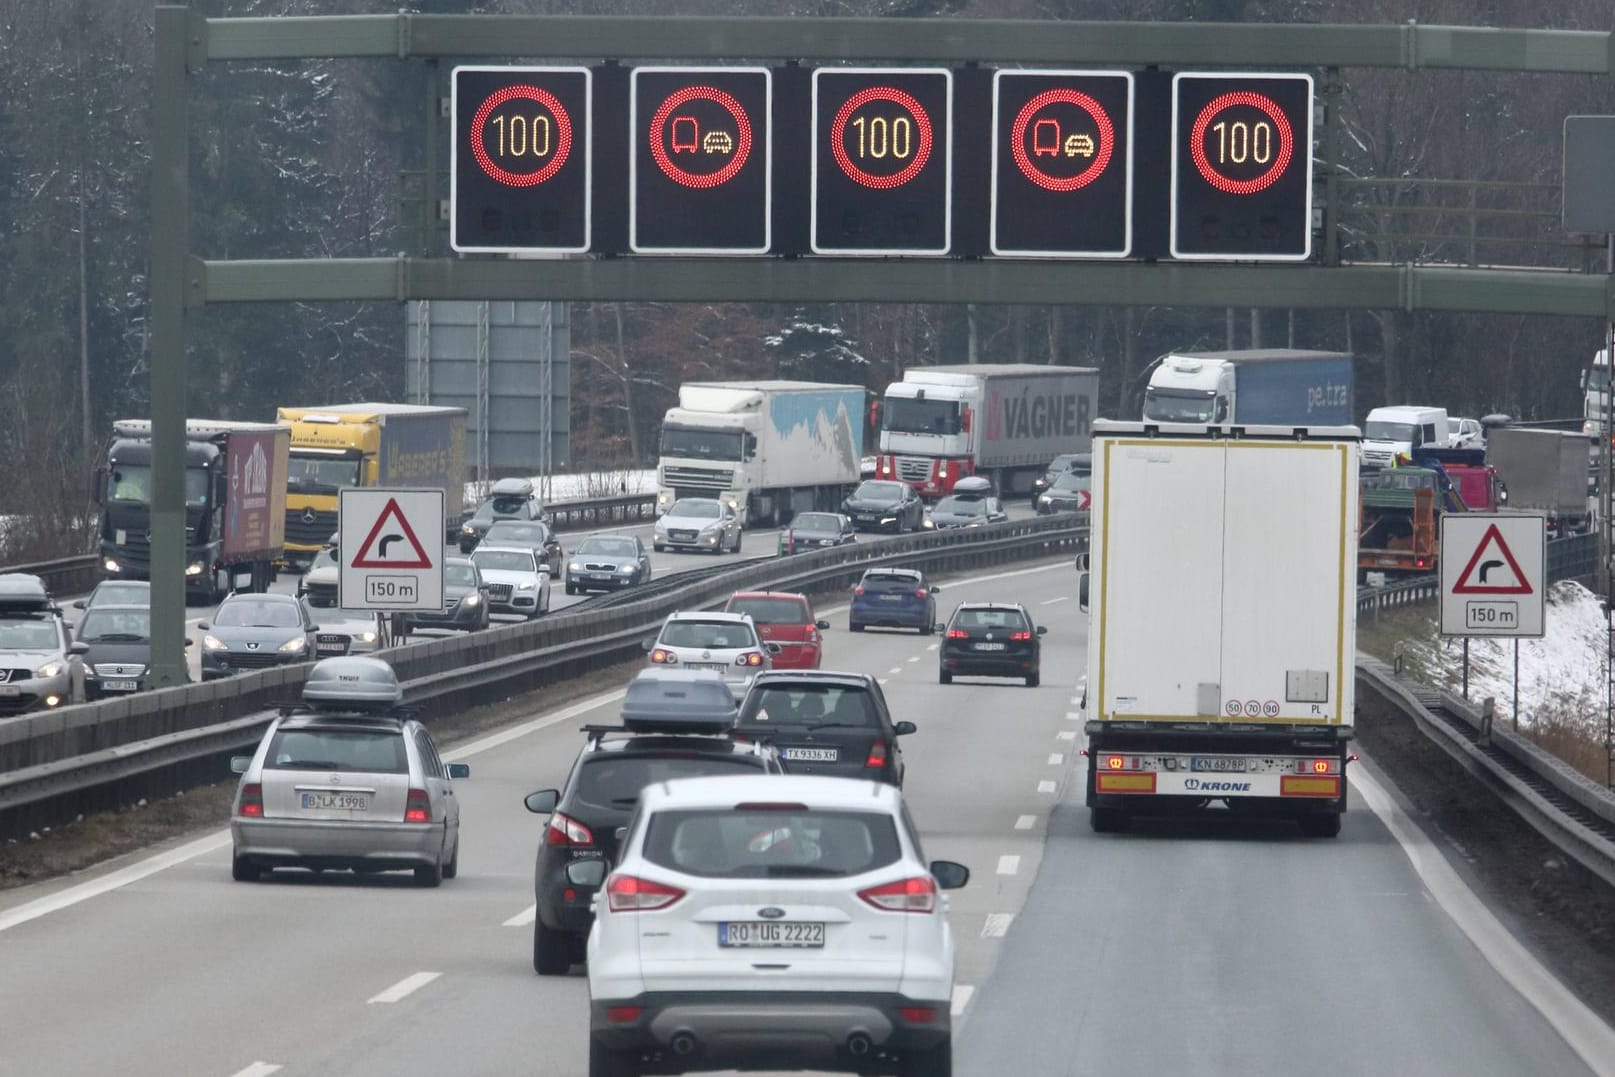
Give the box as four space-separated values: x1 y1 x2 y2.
356 630 378 644
1038 495 1052 507
461 524 476 536
185 561 205 577
517 580 537 591
922 518 936 530
34 660 64 679
278 637 308 654
617 565 635 574
568 562 582 574
103 558 121 573
203 634 228 652
462 593 481 607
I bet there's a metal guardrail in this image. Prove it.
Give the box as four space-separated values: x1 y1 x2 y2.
0 513 1085 838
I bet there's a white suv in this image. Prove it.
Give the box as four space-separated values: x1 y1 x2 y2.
576 774 969 1077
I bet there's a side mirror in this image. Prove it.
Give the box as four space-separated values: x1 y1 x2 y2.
934 622 947 635
196 621 210 631
815 620 830 630
893 720 917 736
615 826 629 842
641 637 655 653
184 638 195 649
230 756 252 774
1078 572 1090 612
930 860 970 890
73 599 86 610
766 642 782 654
524 789 559 814
1036 625 1048 636
68 641 90 656
565 859 608 888
1074 552 1090 572
929 585 940 595
446 762 471 780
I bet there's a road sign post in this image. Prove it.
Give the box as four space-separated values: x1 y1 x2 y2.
1439 513 1546 638
339 489 445 613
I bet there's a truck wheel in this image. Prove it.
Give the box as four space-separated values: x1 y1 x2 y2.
1090 806 1129 833
1300 813 1342 838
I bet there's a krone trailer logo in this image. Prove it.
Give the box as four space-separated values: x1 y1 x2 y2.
1184 779 1252 792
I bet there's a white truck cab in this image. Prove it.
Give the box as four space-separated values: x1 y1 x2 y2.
1361 405 1448 469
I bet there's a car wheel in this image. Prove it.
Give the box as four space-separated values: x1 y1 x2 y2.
231 855 261 882
733 529 742 553
565 583 576 596
414 856 444 888
1025 671 1041 687
1090 806 1129 833
589 1036 640 1077
939 668 952 684
442 836 459 879
534 920 573 976
849 621 864 633
897 1037 952 1077
920 619 933 635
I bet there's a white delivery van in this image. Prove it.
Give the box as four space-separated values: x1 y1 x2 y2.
1361 405 1448 468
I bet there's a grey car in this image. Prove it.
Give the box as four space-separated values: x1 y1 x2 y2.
924 479 1009 530
565 534 652 595
395 556 491 635
644 610 775 698
654 497 743 554
199 592 320 680
0 574 86 716
229 657 468 886
75 603 169 699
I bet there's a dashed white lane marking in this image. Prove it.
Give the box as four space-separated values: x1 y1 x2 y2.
950 985 975 1017
878 678 889 686
1014 814 1036 830
1037 780 1057 794
907 656 920 663
1056 730 1077 741
1047 753 1065 765
1069 696 1081 705
504 904 537 928
927 643 939 651
888 667 903 674
1064 711 1081 721
982 913 1015 938
996 855 1020 876
1041 596 1069 605
228 1065 282 1077
367 971 441 1005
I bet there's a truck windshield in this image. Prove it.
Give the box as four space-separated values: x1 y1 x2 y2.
108 466 210 508
286 454 362 493
1364 421 1417 441
1141 389 1215 424
661 425 744 461
882 397 961 435
1587 366 1610 392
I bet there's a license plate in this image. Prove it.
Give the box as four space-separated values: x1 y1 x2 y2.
879 594 906 602
719 922 825 948
782 747 838 762
1192 757 1248 773
300 792 370 811
316 641 348 655
974 642 1006 651
686 662 726 672
102 679 139 692
0 686 19 697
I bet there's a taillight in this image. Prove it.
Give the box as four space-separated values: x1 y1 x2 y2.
736 651 765 667
853 586 866 596
946 628 968 639
858 875 938 913
545 811 594 847
237 783 263 818
1010 630 1031 641
606 1005 643 1024
865 740 888 770
899 1006 938 1024
914 588 928 598
649 648 679 664
606 874 685 912
1299 758 1341 775
404 789 432 823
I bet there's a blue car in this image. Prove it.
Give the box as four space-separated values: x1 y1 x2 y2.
848 567 939 634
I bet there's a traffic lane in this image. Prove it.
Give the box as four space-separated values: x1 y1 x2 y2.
955 772 1596 1076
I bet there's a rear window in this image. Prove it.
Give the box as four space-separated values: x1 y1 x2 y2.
659 620 757 649
726 597 810 625
574 754 765 812
739 684 879 728
953 608 1028 631
265 729 408 774
861 573 922 593
643 808 902 879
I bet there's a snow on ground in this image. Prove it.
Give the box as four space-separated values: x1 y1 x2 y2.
1397 580 1607 726
464 468 656 506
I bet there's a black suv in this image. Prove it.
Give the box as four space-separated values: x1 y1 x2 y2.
939 602 1048 687
522 669 782 976
734 670 914 787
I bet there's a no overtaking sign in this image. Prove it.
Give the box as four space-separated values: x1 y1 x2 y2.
339 489 444 612
1439 513 1545 638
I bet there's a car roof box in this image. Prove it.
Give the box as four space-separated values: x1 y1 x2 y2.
620 669 738 732
0 573 54 612
490 476 534 498
302 656 402 709
951 475 993 493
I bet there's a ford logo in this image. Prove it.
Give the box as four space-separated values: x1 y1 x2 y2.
757 907 786 919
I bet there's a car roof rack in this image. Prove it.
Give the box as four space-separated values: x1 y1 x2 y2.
580 721 737 745
277 701 417 721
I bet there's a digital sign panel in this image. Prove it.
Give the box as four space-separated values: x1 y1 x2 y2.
451 66 591 254
991 70 1133 258
1170 72 1313 261
812 68 952 255
631 67 771 254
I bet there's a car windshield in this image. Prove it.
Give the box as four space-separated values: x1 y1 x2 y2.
861 572 922 593
727 597 810 625
670 500 721 519
740 684 878 728
578 537 639 556
573 754 764 812
445 562 478 586
77 609 152 641
642 808 902 879
486 522 549 544
214 600 301 628
790 513 841 532
854 481 904 501
0 620 60 649
934 496 987 516
265 728 407 773
954 608 1029 631
1365 421 1418 441
88 582 150 606
658 620 757 649
472 550 537 573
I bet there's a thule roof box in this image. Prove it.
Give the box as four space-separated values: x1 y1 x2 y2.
300 656 402 710
489 476 535 498
0 574 57 614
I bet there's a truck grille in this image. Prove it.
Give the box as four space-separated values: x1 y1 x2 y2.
661 465 733 492
286 508 338 548
895 457 934 482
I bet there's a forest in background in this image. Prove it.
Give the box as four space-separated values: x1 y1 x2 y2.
2 0 1613 559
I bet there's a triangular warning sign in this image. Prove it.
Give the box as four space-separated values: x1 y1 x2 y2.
1451 523 1532 595
350 498 434 569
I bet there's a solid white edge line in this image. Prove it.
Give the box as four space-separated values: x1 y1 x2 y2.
950 984 975 1018
996 855 1020 876
1354 767 1615 1077
503 904 538 928
1013 815 1036 830
227 1064 282 1077
367 971 442 1005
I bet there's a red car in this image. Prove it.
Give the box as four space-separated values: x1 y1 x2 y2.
723 591 830 670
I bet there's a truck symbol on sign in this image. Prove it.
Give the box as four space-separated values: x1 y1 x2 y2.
1032 119 1061 156
671 116 699 153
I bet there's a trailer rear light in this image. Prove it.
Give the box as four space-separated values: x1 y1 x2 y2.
649 648 680 664
858 875 938 913
404 789 432 823
237 783 263 818
545 811 594 847
865 740 888 770
1416 558 1427 568
1104 754 1129 770
606 874 685 912
1297 758 1341 775
1009 630 1031 641
946 628 968 639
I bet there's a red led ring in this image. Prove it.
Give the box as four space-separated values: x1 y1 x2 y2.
830 86 934 190
470 85 573 188
649 85 754 190
1010 89 1115 192
1188 91 1294 195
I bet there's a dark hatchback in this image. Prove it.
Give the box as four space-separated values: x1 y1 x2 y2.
780 511 856 554
841 479 925 533
848 567 938 633
735 670 913 787
522 671 783 976
939 602 1047 687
